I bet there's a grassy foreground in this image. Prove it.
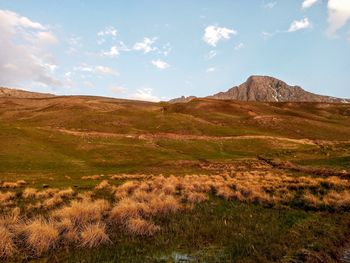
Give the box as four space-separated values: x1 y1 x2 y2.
0 96 349 262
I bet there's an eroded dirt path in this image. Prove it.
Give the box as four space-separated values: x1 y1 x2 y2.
42 127 350 146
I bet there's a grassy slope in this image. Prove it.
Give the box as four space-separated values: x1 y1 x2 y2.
0 96 350 262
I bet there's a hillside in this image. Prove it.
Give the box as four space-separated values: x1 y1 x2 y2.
0 87 55 98
0 94 349 176
0 93 350 262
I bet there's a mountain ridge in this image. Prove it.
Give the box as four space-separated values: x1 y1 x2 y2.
169 75 349 103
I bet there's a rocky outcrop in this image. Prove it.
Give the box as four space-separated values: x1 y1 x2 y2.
208 76 348 103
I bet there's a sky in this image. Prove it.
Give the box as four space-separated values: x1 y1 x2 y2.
0 0 350 101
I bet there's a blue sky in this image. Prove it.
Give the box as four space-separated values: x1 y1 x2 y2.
0 0 349 101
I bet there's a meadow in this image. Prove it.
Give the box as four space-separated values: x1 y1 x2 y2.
0 96 349 262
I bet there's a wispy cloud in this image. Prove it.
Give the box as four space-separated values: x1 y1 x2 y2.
302 0 320 9
133 37 157 53
206 67 216 73
206 50 217 60
110 85 128 94
129 88 160 102
234 42 244 50
151 59 170 69
74 64 119 76
203 25 237 46
97 26 117 37
288 18 311 32
263 1 277 9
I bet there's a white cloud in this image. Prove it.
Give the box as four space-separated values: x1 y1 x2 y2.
0 9 62 88
133 37 157 53
203 25 237 46
101 41 130 57
234 42 244 50
110 85 127 94
288 18 311 32
206 50 217 60
327 0 350 36
97 26 117 37
151 59 170 69
129 88 160 102
263 1 277 9
101 46 120 57
302 0 320 9
206 67 216 73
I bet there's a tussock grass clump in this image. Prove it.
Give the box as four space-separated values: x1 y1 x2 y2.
125 217 160 236
110 174 149 180
22 188 37 199
0 191 16 203
56 188 74 198
303 192 322 208
2 180 26 188
323 190 350 207
0 226 17 259
95 180 111 190
22 218 59 256
52 199 110 227
184 192 209 203
148 194 181 215
82 175 101 180
34 188 59 199
80 223 110 248
109 198 150 223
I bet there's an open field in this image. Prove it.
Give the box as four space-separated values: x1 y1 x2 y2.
0 96 350 262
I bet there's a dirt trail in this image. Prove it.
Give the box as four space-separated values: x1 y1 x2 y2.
38 127 349 146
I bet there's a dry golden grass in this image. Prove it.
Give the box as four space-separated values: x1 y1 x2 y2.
22 188 37 199
0 170 349 260
34 188 59 199
22 217 59 256
0 191 16 203
95 180 111 190
0 226 17 259
125 217 160 236
303 192 322 208
323 190 350 207
52 199 110 227
184 191 209 203
148 194 181 215
2 180 26 188
110 174 149 180
81 175 102 180
80 223 110 248
109 198 150 223
56 188 74 198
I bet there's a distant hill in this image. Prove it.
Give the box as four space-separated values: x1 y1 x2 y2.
170 76 349 103
0 87 54 99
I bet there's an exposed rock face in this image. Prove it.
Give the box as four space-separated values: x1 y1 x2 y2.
168 96 197 103
209 76 348 103
0 87 54 98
